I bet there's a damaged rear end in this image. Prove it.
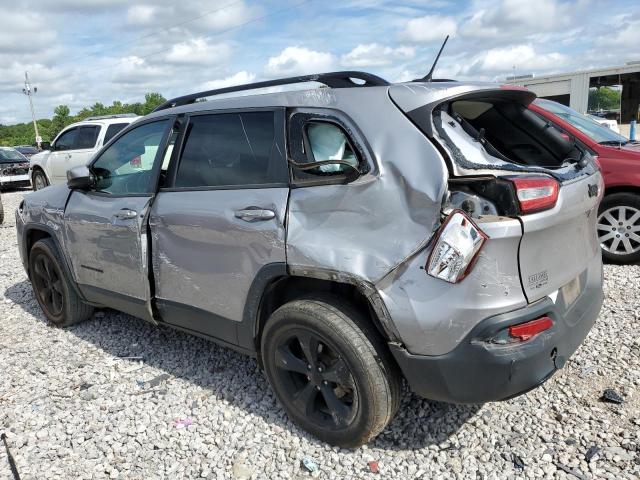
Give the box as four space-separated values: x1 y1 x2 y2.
384 83 604 403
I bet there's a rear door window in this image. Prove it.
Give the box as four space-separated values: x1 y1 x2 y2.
76 126 100 149
104 123 129 144
306 122 358 173
173 111 286 188
287 112 366 183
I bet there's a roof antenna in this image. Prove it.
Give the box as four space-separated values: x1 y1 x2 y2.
415 35 450 82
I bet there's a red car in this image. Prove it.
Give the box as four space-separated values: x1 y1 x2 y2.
530 98 640 264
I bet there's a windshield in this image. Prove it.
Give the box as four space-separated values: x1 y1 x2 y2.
0 148 27 163
534 98 628 144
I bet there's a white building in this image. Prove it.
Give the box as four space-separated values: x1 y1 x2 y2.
508 63 640 122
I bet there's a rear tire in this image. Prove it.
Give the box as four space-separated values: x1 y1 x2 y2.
597 193 640 264
32 169 48 191
261 296 401 447
29 238 93 327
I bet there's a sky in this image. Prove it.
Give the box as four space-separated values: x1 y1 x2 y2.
1 0 639 125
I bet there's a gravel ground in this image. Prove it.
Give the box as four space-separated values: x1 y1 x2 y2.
0 189 638 480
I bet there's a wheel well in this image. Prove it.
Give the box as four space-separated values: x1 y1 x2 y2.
26 229 52 261
256 276 390 352
604 185 640 197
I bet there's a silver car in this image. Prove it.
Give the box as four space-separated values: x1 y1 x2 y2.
15 71 604 447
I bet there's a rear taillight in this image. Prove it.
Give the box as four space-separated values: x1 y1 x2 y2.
508 176 559 214
426 210 488 283
508 316 553 341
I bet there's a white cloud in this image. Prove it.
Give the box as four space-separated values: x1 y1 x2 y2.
164 39 232 65
601 17 640 47
460 0 579 39
127 5 156 26
266 47 335 76
110 56 165 84
341 43 415 67
463 45 568 76
201 71 256 90
401 15 457 43
0 11 56 53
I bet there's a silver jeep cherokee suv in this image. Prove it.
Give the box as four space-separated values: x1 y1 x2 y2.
16 71 604 447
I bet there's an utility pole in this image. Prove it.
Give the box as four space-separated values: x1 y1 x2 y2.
22 72 41 149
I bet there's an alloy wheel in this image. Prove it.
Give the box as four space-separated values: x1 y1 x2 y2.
32 253 64 317
597 206 640 255
273 329 358 429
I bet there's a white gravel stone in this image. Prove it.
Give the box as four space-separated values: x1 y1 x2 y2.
0 189 639 479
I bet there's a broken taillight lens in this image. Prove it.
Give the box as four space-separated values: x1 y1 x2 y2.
508 316 553 341
509 176 559 214
426 210 488 283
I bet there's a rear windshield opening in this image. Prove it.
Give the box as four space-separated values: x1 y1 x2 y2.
445 98 581 168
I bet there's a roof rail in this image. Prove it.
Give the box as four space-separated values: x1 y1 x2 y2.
152 71 389 112
84 113 138 121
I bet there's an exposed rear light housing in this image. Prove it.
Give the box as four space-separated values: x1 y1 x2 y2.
508 316 554 341
507 175 559 214
426 210 488 283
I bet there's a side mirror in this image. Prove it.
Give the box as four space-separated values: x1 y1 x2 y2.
41 142 51 151
67 165 95 190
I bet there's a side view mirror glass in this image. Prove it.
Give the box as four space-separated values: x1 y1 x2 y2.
67 165 95 190
41 142 51 151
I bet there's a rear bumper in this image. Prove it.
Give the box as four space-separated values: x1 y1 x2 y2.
390 279 603 404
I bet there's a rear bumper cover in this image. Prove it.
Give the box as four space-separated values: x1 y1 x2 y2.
390 282 603 404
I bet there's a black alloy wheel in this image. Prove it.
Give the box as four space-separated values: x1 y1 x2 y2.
31 251 64 318
261 297 401 447
273 328 357 429
29 238 94 326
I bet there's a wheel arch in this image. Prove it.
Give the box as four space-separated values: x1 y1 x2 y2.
23 225 86 301
240 264 401 356
603 184 640 198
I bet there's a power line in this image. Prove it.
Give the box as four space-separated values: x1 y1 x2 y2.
63 0 245 65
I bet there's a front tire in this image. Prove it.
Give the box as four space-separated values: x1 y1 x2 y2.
29 238 93 327
32 169 49 191
261 296 401 447
597 193 640 264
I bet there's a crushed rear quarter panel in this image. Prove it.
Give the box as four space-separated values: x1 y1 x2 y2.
286 88 448 284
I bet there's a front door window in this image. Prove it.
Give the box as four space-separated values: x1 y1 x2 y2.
91 120 169 195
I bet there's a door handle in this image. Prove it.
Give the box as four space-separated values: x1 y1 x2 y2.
113 208 138 220
234 208 276 222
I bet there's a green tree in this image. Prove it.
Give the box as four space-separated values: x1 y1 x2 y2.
588 87 621 111
142 93 166 114
0 93 168 146
49 105 72 139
